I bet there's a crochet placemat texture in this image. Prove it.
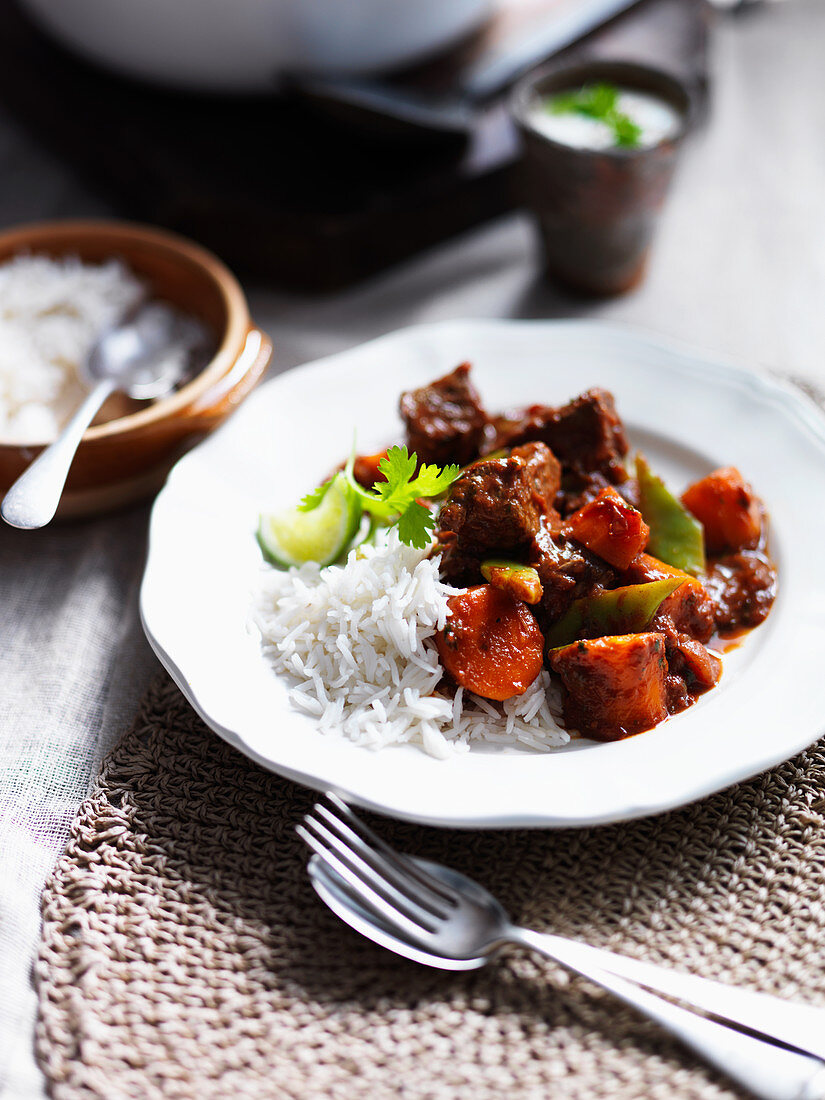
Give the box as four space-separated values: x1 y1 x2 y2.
36 675 825 1100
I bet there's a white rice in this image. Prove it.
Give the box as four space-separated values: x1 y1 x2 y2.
0 253 147 442
254 531 569 759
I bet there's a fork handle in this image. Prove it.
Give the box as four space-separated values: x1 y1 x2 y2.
513 929 825 1100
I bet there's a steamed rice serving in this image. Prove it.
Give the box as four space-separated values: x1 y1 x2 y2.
255 531 569 759
0 252 205 443
0 254 144 441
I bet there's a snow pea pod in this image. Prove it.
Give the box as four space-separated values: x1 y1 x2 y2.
545 577 683 649
636 454 705 576
480 559 543 604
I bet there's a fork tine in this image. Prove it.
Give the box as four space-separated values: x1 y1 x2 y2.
322 792 458 906
298 815 441 935
297 824 436 944
312 800 451 918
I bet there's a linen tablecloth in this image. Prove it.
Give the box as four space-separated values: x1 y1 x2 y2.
3 3 825 1096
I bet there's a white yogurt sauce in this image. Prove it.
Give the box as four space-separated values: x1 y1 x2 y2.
530 88 681 151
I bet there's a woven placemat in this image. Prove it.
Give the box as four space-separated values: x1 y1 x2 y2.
35 674 825 1100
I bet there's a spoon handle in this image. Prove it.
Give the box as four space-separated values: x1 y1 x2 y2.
514 928 825 1100
1 379 115 529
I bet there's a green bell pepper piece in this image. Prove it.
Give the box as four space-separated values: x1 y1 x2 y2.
636 454 705 576
545 577 683 650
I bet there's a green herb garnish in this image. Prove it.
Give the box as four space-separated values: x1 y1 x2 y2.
298 480 333 512
299 445 460 551
547 82 642 149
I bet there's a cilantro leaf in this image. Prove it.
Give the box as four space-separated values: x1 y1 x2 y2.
343 444 461 548
372 446 461 518
550 90 582 116
546 81 642 150
397 501 435 550
613 113 642 148
409 459 462 499
586 82 618 118
298 478 332 512
375 446 417 503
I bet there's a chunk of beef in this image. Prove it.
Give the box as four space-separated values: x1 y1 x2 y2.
656 618 722 714
669 633 722 694
529 520 618 626
400 362 489 467
492 388 629 514
556 471 613 516
437 442 560 584
510 441 561 503
704 550 777 633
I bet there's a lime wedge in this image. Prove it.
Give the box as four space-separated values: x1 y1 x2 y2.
257 473 362 569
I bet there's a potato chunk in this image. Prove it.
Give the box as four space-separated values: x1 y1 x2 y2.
548 633 669 741
681 467 763 554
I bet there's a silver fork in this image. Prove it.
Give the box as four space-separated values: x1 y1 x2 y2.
298 794 825 1100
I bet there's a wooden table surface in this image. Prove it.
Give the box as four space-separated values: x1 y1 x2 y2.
0 3 823 1099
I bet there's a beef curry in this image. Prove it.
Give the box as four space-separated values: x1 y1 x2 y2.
357 363 776 742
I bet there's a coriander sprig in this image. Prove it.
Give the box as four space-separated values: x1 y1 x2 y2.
299 445 460 551
548 82 642 148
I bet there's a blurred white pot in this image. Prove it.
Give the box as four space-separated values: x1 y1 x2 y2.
19 0 496 93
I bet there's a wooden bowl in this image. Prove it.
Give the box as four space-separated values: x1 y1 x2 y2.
0 219 272 518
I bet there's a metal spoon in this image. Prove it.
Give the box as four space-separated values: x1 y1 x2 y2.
1 303 205 530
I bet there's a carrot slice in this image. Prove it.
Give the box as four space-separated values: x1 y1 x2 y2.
352 450 389 489
436 585 544 702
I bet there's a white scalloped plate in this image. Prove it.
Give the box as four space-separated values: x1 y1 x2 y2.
140 320 825 828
